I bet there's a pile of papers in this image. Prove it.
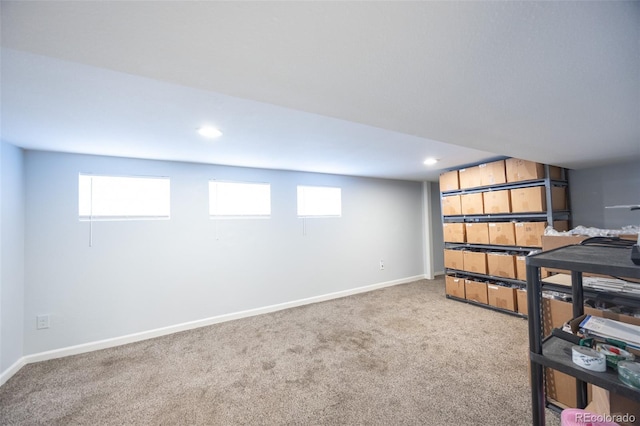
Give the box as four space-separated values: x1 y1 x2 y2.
542 273 640 297
580 315 640 350
582 276 640 296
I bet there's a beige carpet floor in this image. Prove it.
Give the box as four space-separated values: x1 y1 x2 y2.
0 277 561 425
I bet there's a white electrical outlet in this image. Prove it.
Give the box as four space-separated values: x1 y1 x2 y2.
36 315 50 330
380 260 385 270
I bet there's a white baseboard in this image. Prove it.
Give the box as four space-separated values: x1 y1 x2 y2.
0 357 27 387
1 275 424 387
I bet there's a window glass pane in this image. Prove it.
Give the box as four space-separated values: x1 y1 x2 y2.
297 185 341 217
209 181 271 217
79 174 170 219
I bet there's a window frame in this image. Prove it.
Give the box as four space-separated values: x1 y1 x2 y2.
208 180 272 219
78 173 171 221
296 185 342 218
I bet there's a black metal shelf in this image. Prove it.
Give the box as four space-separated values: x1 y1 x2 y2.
528 245 640 280
441 162 572 328
445 268 526 287
445 242 540 252
526 244 640 426
532 335 640 402
443 211 571 223
441 178 569 196
445 294 527 318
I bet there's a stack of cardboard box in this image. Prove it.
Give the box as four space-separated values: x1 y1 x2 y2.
441 158 570 314
441 158 566 213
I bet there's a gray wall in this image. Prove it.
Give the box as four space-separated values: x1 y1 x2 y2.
1 142 25 373
430 182 444 274
569 160 640 230
23 151 425 354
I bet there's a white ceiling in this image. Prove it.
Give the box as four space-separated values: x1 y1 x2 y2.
1 1 639 181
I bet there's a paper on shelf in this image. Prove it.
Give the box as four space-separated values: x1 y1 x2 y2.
542 273 640 295
580 315 640 349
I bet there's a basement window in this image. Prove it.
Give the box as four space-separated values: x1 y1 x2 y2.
209 181 271 218
297 185 342 217
79 174 170 220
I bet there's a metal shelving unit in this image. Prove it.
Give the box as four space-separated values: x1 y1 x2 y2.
442 161 571 316
526 244 640 426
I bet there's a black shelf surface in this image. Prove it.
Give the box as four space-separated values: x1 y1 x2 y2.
443 211 571 222
445 294 527 318
527 245 640 280
445 242 540 252
441 178 569 196
445 268 526 287
532 335 640 402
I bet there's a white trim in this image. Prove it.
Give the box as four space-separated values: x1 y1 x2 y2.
0 357 27 387
422 182 434 279
1 275 423 387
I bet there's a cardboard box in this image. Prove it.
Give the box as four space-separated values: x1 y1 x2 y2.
443 223 465 243
483 190 511 213
441 195 462 216
445 275 465 298
588 387 639 426
439 170 459 191
505 158 562 182
488 222 516 246
542 234 636 252
463 250 487 274
444 249 464 270
458 166 481 189
465 222 489 244
541 235 582 277
541 235 587 252
510 186 567 213
487 252 516 279
510 187 544 213
515 222 547 247
551 186 568 210
584 306 640 328
465 279 488 304
487 284 516 311
546 369 579 409
542 298 578 407
515 255 527 281
461 193 484 215
479 160 507 186
514 221 569 247
542 297 574 335
516 289 527 315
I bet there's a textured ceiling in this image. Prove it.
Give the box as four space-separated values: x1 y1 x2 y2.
2 1 638 181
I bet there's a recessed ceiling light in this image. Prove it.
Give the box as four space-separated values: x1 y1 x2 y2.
197 126 223 139
423 158 439 166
